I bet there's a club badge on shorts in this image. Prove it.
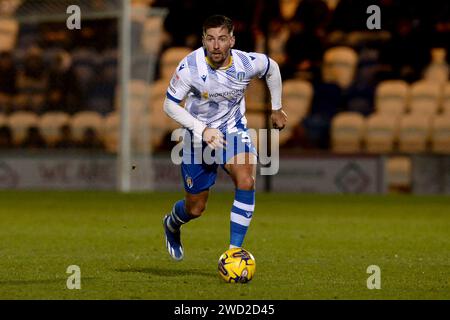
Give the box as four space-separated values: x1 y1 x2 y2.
185 175 194 189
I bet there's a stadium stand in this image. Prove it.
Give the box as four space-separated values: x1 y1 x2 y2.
38 111 71 146
386 156 412 192
104 111 120 153
159 47 191 80
408 80 441 116
0 18 19 52
374 80 409 117
141 15 165 55
0 112 6 127
7 110 39 145
364 112 399 154
431 113 450 154
70 111 105 143
331 111 365 153
423 48 449 85
322 46 358 89
398 113 432 153
441 82 450 114
245 79 266 111
0 0 448 175
245 112 265 132
281 79 313 145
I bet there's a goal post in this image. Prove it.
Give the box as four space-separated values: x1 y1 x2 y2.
4 0 168 192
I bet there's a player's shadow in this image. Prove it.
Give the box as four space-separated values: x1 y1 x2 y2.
114 267 214 279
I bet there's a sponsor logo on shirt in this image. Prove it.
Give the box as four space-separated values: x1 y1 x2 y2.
208 88 245 99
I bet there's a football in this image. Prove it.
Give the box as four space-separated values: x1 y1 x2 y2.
218 248 256 283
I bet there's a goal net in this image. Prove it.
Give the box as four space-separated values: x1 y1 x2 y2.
1 0 167 191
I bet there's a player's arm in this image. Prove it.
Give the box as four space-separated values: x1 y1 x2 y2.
164 99 225 149
164 61 225 148
163 60 207 143
265 58 287 130
163 98 207 141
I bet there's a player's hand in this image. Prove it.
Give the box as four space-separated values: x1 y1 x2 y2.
271 109 287 130
202 128 227 149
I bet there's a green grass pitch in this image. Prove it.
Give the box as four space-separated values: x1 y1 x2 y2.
0 191 449 299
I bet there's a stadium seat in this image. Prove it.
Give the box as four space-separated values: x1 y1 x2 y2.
38 111 71 146
266 25 289 65
375 80 409 117
269 78 312 147
331 112 365 153
129 80 151 117
104 110 169 153
0 113 7 127
398 113 431 153
282 79 313 124
442 82 450 115
150 80 169 103
70 111 105 142
116 80 151 116
386 156 412 191
245 79 266 111
141 16 165 55
364 112 399 154
134 109 169 152
0 18 19 52
245 112 265 131
160 47 191 80
7 111 39 145
104 111 120 153
132 51 156 80
0 93 12 113
408 80 441 116
423 48 449 85
431 114 450 154
322 46 358 89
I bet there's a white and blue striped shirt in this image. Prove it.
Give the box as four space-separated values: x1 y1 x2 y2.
166 47 270 133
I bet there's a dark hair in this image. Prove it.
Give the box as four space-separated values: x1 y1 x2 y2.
202 15 234 35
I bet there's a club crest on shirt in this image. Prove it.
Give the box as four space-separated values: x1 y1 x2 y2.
236 72 245 81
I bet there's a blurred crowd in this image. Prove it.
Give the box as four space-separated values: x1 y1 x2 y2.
157 0 449 81
0 0 449 151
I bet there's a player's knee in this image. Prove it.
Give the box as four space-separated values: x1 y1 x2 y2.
236 175 255 191
186 202 207 218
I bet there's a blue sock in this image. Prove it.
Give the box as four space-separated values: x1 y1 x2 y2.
230 189 255 248
166 200 192 232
